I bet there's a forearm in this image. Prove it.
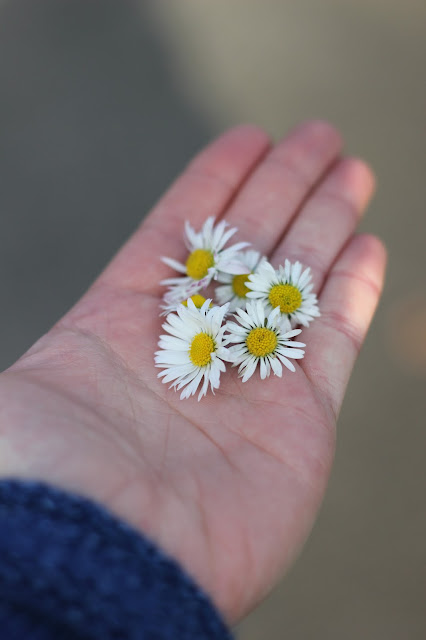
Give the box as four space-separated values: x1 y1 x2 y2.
0 479 232 639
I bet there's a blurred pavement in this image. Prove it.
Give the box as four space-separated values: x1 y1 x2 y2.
0 1 425 638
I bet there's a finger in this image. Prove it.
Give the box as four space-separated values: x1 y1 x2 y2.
223 120 342 255
97 125 271 293
302 234 387 419
271 157 375 292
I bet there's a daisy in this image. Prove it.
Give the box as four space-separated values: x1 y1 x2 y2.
161 217 250 297
246 259 320 327
160 292 212 316
225 301 305 382
155 298 231 400
215 249 267 312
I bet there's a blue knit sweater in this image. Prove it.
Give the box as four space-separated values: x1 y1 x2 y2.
0 481 232 639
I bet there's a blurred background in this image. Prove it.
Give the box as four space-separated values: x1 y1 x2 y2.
0 0 425 637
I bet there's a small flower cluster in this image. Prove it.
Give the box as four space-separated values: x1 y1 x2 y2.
155 217 320 400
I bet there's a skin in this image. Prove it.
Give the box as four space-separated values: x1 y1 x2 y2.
0 121 386 624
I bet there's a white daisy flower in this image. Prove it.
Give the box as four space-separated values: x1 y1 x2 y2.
246 259 320 327
161 217 250 297
224 301 305 382
155 298 231 400
215 249 267 312
160 292 212 316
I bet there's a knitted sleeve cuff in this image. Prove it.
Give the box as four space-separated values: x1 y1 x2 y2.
0 480 232 640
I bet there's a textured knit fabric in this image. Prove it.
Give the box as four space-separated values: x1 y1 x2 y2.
0 480 233 640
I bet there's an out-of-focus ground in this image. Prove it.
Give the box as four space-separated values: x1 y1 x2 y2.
0 0 425 637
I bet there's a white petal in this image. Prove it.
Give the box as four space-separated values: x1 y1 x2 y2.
181 369 204 399
277 353 296 372
209 361 221 389
228 347 248 363
277 347 305 360
292 261 302 284
267 306 282 327
184 220 199 249
281 328 302 339
284 259 291 281
221 241 251 256
224 321 247 335
245 290 264 299
161 256 187 274
175 367 199 390
155 351 189 365
215 285 234 305
215 221 236 250
235 307 256 327
255 301 265 326
213 356 227 372
158 337 189 351
270 357 283 377
216 270 233 284
211 219 228 248
198 371 211 400
160 276 191 286
243 249 262 271
298 267 312 288
202 217 215 244
218 258 250 275
159 363 195 383
281 340 305 349
241 357 258 382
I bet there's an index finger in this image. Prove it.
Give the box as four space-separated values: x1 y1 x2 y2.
96 125 271 294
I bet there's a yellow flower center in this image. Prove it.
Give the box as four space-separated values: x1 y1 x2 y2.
268 284 302 314
182 294 208 308
189 332 215 367
232 273 251 298
186 249 214 280
246 327 277 357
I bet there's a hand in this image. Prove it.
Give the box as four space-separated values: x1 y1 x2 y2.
0 122 386 623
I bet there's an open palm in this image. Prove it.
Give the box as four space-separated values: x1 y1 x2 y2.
0 122 386 623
